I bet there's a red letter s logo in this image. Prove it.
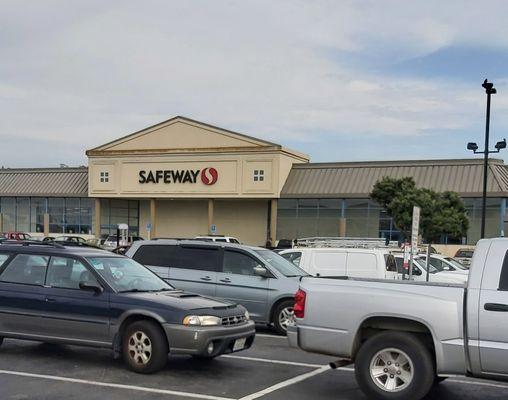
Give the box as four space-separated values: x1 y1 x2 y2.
201 167 218 185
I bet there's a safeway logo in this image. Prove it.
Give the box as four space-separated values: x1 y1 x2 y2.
201 167 218 185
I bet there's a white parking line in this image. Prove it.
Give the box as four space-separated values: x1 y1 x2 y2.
0 369 234 400
238 366 330 400
221 354 324 369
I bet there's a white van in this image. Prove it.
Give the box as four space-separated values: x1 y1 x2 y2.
279 247 399 279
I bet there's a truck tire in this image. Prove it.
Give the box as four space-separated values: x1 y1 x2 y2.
354 331 435 400
122 321 168 374
273 300 294 335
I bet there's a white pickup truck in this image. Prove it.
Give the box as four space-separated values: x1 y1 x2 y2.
288 238 508 400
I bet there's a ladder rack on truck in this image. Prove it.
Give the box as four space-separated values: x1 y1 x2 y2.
295 237 400 249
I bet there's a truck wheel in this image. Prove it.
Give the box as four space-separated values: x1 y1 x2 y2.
355 331 434 400
273 300 294 335
122 321 168 374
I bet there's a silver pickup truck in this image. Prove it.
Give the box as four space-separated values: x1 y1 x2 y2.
288 238 508 400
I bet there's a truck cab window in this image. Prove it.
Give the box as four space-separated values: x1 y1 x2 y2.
499 251 508 291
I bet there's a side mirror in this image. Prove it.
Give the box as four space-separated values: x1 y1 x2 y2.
413 267 422 276
79 281 103 294
253 265 271 278
443 266 450 271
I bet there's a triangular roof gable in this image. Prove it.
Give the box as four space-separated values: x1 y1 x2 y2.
88 116 280 153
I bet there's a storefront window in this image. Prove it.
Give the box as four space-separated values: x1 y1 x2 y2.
100 199 139 236
16 197 30 232
48 198 64 233
30 198 46 233
0 197 16 231
80 198 94 234
65 198 80 234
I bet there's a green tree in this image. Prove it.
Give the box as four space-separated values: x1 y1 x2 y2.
370 177 469 242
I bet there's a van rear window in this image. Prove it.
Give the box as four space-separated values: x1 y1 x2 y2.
133 245 177 267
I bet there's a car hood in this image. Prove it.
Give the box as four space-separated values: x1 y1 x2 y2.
117 290 239 312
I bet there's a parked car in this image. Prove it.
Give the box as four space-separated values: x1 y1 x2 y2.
195 235 240 244
53 235 88 244
288 237 508 400
126 240 308 334
279 247 399 280
103 235 144 251
1 232 31 241
419 254 469 274
454 247 475 267
393 254 468 284
0 241 255 373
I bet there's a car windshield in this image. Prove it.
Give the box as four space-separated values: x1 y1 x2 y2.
254 249 308 277
457 250 474 258
444 257 469 270
86 257 174 292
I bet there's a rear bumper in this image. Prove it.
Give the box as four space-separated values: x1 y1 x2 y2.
162 320 256 357
287 324 299 348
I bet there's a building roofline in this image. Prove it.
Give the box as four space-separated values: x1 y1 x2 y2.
0 167 88 174
291 158 505 169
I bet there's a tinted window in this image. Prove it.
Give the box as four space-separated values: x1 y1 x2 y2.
394 257 404 273
0 254 49 285
229 239 240 244
223 250 259 275
384 254 397 272
215 238 227 243
177 246 221 272
46 257 93 290
499 251 508 291
133 245 177 267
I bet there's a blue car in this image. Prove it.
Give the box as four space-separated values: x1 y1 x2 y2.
0 242 255 373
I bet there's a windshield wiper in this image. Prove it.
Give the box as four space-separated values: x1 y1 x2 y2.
119 288 175 293
118 288 152 293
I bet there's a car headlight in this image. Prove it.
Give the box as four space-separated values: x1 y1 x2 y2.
244 310 250 321
183 315 222 326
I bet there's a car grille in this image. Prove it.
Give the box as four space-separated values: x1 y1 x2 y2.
221 315 247 326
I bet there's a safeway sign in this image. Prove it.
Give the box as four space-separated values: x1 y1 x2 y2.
411 206 420 254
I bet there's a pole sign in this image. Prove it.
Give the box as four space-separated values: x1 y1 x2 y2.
211 224 217 234
411 206 420 255
146 222 152 232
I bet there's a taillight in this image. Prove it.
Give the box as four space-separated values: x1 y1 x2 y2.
294 289 306 319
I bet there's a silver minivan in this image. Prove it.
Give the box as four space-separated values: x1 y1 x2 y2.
126 240 307 334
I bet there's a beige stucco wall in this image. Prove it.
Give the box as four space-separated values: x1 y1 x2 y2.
138 199 268 245
89 151 305 199
214 200 269 245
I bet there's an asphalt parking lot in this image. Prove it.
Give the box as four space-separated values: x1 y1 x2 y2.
1 330 508 400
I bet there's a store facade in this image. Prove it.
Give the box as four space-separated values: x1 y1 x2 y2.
86 116 308 245
1 117 508 246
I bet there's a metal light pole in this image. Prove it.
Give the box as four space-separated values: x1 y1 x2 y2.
467 79 506 238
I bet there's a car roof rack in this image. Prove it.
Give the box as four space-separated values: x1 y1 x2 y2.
0 240 67 249
296 237 400 249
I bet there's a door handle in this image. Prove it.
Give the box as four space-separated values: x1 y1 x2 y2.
484 303 508 312
219 278 231 283
45 298 57 302
200 276 212 281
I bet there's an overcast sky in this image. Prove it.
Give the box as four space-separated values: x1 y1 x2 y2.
2 0 508 167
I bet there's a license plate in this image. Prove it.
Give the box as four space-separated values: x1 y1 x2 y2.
233 338 247 352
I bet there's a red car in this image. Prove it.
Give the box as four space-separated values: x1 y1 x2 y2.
1 232 32 241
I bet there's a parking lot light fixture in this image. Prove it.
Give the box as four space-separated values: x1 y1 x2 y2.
467 79 505 238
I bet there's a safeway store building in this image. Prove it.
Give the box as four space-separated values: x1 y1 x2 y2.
1 116 508 245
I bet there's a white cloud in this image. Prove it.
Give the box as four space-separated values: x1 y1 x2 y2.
1 0 508 166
